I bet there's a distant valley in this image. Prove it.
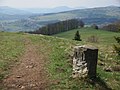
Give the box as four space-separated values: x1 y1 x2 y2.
0 6 120 32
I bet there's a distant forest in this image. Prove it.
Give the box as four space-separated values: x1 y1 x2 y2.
102 20 120 32
27 18 120 35
28 19 84 35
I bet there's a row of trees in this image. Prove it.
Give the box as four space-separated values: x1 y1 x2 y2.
101 20 120 32
28 19 84 35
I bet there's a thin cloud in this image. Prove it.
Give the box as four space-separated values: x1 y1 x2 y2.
0 0 119 8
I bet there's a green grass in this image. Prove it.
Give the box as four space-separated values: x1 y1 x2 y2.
0 28 120 89
29 35 94 89
0 32 25 80
53 27 120 62
52 27 120 89
53 27 120 44
28 27 120 89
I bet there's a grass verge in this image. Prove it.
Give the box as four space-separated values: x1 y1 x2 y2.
0 32 25 81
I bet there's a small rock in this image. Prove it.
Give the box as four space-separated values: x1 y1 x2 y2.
29 84 36 87
26 65 34 68
30 65 34 68
109 58 113 60
103 66 112 72
21 86 25 89
16 76 22 78
105 79 108 81
11 84 16 87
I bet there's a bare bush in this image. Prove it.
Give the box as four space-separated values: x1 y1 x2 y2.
87 35 99 43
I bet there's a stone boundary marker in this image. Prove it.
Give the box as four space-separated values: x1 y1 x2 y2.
72 45 98 78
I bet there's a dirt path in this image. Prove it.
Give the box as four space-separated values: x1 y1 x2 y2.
2 38 49 90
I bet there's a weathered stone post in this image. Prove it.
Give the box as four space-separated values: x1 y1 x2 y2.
72 45 98 78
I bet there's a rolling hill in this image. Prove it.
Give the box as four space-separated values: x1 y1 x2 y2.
53 27 120 42
0 6 36 21
0 6 32 15
0 6 120 32
30 6 120 24
22 6 75 14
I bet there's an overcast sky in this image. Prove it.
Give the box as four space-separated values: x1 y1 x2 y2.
0 0 120 8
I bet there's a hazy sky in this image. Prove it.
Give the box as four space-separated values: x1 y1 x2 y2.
0 0 120 8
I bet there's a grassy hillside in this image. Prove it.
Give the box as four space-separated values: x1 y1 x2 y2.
0 32 25 80
53 27 120 44
53 28 120 89
31 6 120 24
0 30 120 89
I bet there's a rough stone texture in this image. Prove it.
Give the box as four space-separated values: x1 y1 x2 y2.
72 45 98 78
